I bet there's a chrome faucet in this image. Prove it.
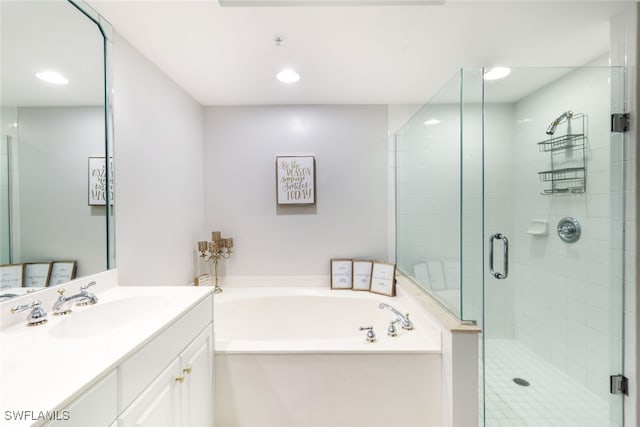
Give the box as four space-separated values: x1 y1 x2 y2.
11 300 48 326
378 303 413 330
52 281 98 315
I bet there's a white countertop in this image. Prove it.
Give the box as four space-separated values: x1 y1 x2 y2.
0 284 213 427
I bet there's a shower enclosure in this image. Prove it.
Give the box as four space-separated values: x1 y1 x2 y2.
396 66 626 426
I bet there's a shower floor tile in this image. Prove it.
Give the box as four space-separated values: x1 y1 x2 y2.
483 339 610 427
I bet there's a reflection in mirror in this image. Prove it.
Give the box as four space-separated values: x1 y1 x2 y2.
0 0 114 299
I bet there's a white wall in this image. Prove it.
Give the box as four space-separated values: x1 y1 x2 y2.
113 33 205 286
203 105 388 278
16 107 106 278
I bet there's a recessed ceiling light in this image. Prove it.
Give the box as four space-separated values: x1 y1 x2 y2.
483 67 511 81
35 71 69 85
424 118 441 126
277 70 300 84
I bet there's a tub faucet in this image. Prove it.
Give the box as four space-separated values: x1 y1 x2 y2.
378 303 413 330
52 281 98 315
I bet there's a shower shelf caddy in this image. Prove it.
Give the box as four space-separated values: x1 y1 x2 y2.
537 113 587 195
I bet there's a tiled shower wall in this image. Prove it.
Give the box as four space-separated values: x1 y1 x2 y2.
504 67 620 401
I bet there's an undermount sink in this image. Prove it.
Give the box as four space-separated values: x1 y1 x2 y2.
49 296 170 338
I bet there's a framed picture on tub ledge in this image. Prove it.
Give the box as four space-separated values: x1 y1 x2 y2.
369 262 396 297
48 261 77 287
352 260 373 291
23 262 52 287
330 259 353 289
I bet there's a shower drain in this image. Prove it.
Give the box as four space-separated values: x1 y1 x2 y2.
513 378 530 387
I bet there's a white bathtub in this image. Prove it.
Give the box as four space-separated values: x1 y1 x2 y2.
214 286 443 427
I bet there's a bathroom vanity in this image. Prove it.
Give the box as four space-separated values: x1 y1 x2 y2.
0 273 214 427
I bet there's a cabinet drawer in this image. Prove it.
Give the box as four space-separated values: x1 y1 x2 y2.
119 295 213 411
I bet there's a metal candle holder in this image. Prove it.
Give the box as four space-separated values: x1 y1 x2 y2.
197 231 233 294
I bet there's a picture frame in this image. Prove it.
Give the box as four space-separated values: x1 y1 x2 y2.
0 264 24 289
23 262 52 287
330 259 353 289
48 261 77 287
276 156 316 205
88 157 114 206
369 262 396 297
352 260 373 291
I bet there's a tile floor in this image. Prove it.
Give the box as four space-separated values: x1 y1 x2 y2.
482 339 611 427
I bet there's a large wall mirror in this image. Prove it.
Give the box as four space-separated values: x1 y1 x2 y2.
0 0 114 299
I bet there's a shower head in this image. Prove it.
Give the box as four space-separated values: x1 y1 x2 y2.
545 110 573 135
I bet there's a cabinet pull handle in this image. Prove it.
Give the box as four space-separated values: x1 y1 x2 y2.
183 365 192 375
175 375 185 384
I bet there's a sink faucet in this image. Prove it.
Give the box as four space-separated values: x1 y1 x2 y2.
11 300 48 326
52 281 98 315
378 303 413 330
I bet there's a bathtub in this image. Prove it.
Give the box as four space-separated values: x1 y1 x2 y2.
214 286 443 427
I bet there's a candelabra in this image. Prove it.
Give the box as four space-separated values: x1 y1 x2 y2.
197 231 233 294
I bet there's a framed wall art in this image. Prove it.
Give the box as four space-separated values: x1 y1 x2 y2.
330 259 353 289
370 262 396 297
23 262 52 287
276 156 316 205
89 157 114 206
352 260 373 291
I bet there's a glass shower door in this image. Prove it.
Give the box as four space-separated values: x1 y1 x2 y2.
480 67 625 426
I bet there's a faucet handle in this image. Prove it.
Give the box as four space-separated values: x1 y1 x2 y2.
387 320 398 337
57 288 65 296
80 281 96 291
401 313 413 330
11 300 48 326
359 326 376 343
77 281 98 306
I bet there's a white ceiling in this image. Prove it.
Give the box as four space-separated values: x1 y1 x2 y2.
88 0 632 105
1 1 633 107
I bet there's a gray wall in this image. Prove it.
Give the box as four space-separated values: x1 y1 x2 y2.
113 33 205 286
203 105 389 277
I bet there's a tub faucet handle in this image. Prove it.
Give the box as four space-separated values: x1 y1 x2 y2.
387 320 398 337
359 326 376 343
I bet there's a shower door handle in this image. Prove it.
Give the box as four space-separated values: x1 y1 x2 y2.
489 233 509 279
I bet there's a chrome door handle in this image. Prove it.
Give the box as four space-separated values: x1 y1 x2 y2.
489 233 509 279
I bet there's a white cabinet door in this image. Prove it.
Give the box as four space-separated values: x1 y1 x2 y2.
119 358 181 427
180 326 213 427
43 371 117 427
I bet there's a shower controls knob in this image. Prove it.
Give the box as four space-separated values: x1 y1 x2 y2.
557 217 581 243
